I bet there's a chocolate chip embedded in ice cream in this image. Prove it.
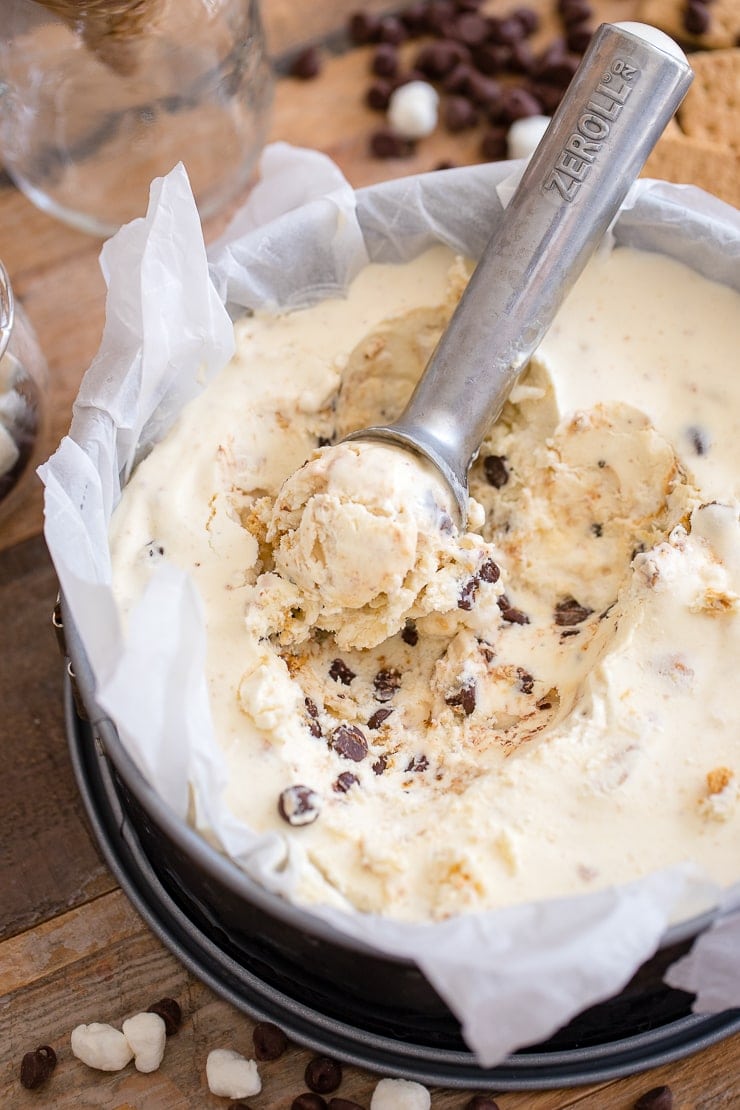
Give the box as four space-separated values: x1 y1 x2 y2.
330 724 368 762
373 667 401 701
278 785 322 826
554 596 594 626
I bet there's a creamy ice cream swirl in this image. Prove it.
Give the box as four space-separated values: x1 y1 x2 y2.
261 440 500 651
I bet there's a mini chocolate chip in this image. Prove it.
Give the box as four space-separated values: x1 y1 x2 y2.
378 15 408 44
406 754 429 772
560 0 593 25
369 128 415 158
372 43 399 78
451 12 490 46
465 71 502 108
517 667 534 694
401 2 429 35
528 80 563 113
425 0 457 34
366 79 394 111
538 699 552 710
591 522 603 537
401 619 419 645
279 785 321 826
329 658 355 685
483 453 509 488
329 1099 366 1110
20 1045 57 1090
458 575 479 609
333 771 359 793
414 40 470 79
368 707 394 729
560 628 580 638
479 559 500 583
473 43 511 75
317 436 333 448
443 94 479 131
537 52 579 87
684 1 711 34
439 510 455 534
566 22 593 52
435 159 457 170
597 458 606 467
374 667 401 702
253 1021 288 1061
372 753 389 774
489 15 527 44
503 607 530 624
554 596 593 626
688 425 710 455
464 1097 502 1110
305 1055 342 1094
480 127 508 160
443 61 474 93
498 595 530 624
508 39 536 73
512 6 539 35
147 996 182 1036
292 1096 328 1110
348 11 381 44
497 85 542 123
290 46 322 80
446 680 476 715
305 697 322 738
634 1087 673 1110
330 724 368 762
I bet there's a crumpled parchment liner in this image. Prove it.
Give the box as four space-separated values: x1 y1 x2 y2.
40 142 740 1066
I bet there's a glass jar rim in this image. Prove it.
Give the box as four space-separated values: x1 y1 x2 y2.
0 261 14 362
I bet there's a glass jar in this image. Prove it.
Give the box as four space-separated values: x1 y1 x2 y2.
0 0 273 237
0 262 48 523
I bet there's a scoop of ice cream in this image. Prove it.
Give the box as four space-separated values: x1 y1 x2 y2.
257 439 499 650
270 441 455 606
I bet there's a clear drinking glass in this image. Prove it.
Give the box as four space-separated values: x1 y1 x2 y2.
0 0 273 237
0 262 48 523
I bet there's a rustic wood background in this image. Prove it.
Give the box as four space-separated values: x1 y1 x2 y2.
1 0 738 1106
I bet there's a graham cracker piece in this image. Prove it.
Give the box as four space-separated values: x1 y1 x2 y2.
637 0 740 49
679 48 740 155
641 131 740 208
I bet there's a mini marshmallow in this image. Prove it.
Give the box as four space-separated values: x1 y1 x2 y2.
370 1076 431 1110
507 114 551 160
206 1048 261 1099
70 1023 134 1072
122 1011 167 1073
388 81 439 139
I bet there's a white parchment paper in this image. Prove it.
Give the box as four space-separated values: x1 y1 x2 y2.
40 143 740 1066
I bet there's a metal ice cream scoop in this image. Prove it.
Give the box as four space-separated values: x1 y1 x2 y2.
345 22 693 522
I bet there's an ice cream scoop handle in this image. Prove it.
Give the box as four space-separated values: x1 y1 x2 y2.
369 23 692 514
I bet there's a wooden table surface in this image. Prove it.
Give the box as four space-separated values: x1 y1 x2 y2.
1 1 738 1106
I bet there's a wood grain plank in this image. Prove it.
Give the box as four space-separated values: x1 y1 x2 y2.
0 535 116 940
5 889 738 1109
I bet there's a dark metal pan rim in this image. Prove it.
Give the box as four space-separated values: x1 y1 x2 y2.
66 679 740 1089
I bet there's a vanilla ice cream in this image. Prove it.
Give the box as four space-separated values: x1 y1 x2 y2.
262 439 500 651
109 242 740 922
